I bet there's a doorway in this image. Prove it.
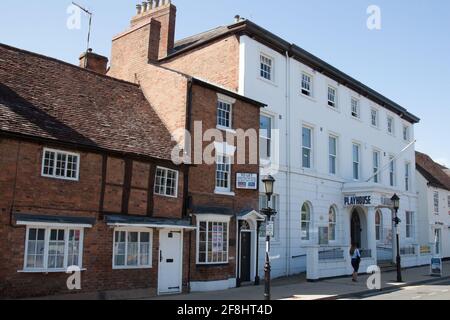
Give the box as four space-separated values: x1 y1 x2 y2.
351 209 362 248
240 231 252 282
158 230 183 295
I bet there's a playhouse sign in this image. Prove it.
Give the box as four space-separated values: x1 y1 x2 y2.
344 195 372 207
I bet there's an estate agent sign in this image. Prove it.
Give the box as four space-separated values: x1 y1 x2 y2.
236 173 258 190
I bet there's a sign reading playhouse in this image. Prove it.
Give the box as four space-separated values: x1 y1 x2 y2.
344 195 372 206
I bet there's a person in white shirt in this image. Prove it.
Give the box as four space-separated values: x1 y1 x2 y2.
350 244 361 282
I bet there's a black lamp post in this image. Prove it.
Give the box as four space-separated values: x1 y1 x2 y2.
391 193 403 283
261 175 276 301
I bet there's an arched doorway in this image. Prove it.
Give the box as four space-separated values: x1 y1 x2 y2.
351 210 362 248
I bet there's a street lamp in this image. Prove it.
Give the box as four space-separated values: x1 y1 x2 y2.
261 175 277 301
391 193 403 283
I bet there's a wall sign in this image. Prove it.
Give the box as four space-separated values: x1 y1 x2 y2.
236 173 258 190
344 196 371 206
430 257 442 277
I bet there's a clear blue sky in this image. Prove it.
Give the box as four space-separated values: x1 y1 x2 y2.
1 0 449 167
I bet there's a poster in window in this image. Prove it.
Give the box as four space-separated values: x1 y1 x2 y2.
212 225 223 253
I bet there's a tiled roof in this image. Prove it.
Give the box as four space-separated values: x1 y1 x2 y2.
0 43 176 161
416 151 450 191
169 19 419 124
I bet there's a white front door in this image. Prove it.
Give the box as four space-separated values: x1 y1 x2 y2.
158 230 183 295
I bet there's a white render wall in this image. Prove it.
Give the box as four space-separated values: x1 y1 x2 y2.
416 171 450 258
239 35 420 278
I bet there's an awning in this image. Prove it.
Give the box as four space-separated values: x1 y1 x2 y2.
15 213 95 228
105 215 196 230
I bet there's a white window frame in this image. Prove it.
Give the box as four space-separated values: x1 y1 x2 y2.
260 114 273 161
433 191 440 215
216 93 236 131
302 126 313 169
327 86 337 109
328 206 337 242
196 215 230 265
352 143 361 181
112 228 153 270
373 150 381 183
215 154 232 194
351 97 360 119
405 211 414 239
301 72 313 97
154 166 179 198
403 125 410 142
260 53 274 82
371 108 379 128
387 115 395 135
329 135 338 175
22 225 85 273
389 155 396 187
405 162 411 192
301 203 311 241
41 148 80 181
375 210 383 241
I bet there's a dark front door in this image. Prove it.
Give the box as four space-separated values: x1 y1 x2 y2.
240 232 251 282
351 210 362 248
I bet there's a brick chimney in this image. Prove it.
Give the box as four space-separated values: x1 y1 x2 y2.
79 49 109 74
108 0 177 82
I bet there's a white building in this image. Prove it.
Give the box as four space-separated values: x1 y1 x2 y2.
416 152 450 259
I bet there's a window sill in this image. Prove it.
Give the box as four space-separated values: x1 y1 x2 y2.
41 175 79 182
258 76 277 87
113 266 153 270
370 125 380 131
300 93 316 102
214 190 236 197
196 262 229 267
327 105 340 113
217 126 237 135
351 115 362 122
18 268 87 274
154 193 178 199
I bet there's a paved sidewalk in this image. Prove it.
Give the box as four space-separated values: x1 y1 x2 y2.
149 262 450 300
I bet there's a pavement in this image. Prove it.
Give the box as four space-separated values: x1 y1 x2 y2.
148 261 450 300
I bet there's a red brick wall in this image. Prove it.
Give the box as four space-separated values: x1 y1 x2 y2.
0 137 185 298
187 84 260 283
161 35 241 92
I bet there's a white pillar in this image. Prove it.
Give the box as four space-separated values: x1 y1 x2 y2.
367 207 378 264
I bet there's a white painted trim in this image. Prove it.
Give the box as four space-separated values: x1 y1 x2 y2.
16 221 92 228
157 229 184 295
107 223 196 230
112 228 153 270
41 148 80 181
195 216 231 265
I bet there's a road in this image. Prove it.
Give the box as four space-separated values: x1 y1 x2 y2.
344 279 450 300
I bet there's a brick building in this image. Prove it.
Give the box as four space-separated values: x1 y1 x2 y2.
0 1 264 298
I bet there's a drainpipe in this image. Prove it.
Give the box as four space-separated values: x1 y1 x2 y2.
285 50 292 276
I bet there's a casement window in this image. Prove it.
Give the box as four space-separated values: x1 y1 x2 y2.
302 126 313 169
328 206 337 241
24 227 84 271
329 135 337 175
389 156 396 187
197 219 229 264
387 116 395 135
301 73 312 96
217 100 232 129
215 154 232 192
41 148 79 181
260 115 272 160
327 86 337 108
405 212 414 239
375 210 382 241
434 191 440 214
113 229 152 269
353 143 361 180
351 98 360 118
403 125 410 142
373 150 381 183
259 194 279 239
405 162 411 191
260 54 273 81
371 109 379 127
301 203 311 241
154 167 179 198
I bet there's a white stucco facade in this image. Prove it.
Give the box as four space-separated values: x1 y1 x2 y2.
416 171 450 259
238 35 428 280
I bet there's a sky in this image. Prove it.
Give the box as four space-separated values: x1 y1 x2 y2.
0 0 449 167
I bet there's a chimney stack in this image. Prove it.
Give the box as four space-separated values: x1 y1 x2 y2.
79 49 109 74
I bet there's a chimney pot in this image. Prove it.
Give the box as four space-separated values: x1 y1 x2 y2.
234 15 241 23
142 1 148 12
136 4 142 14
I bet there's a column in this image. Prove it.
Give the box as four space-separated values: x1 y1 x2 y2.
367 207 378 264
